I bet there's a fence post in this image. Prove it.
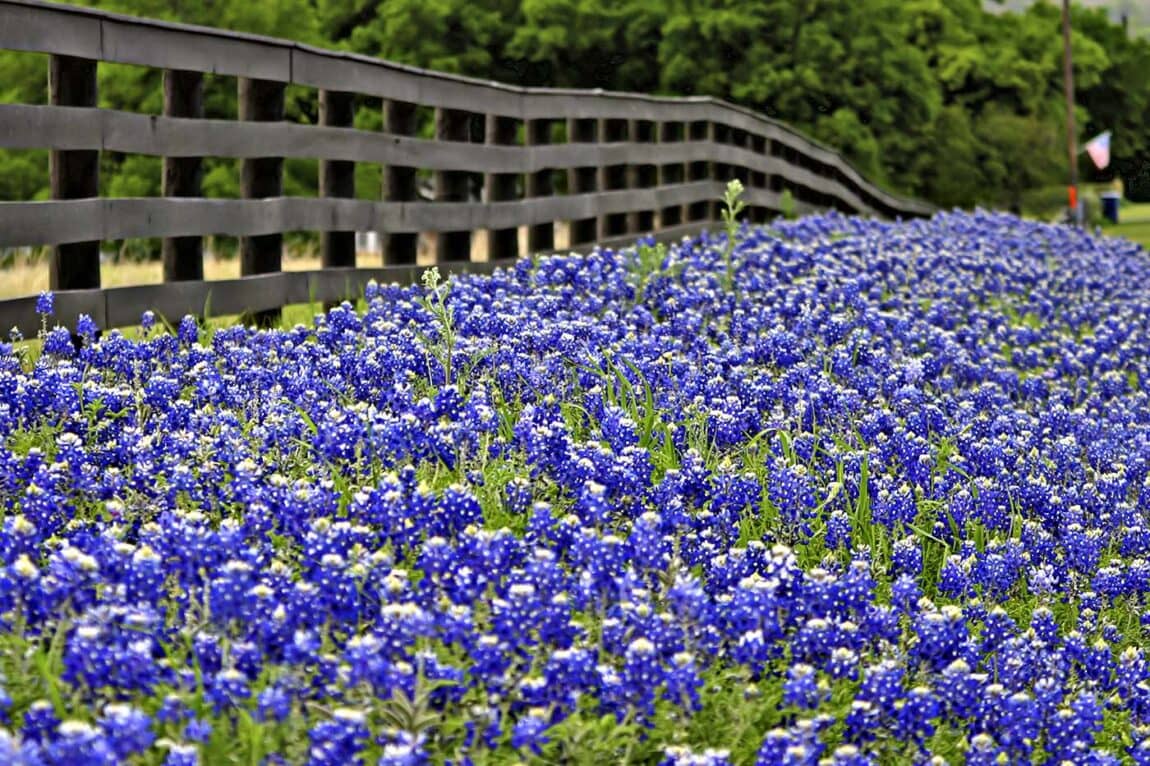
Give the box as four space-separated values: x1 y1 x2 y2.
768 139 784 209
435 107 472 262
162 70 204 284
749 133 767 224
691 120 717 223
486 114 519 260
598 119 628 241
633 121 657 235
382 100 418 265
320 90 356 275
525 119 553 253
657 121 683 230
625 119 642 236
49 55 100 293
733 129 750 180
238 77 285 327
731 128 751 215
567 118 597 247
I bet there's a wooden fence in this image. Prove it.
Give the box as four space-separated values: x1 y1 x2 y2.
0 0 934 338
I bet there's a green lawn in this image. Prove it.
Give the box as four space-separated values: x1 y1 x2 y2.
1098 198 1150 248
1118 200 1150 221
1107 220 1150 248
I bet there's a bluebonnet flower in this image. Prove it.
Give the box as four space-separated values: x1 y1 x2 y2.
21 701 59 745
42 327 74 357
890 573 921 612
825 745 875 766
510 708 550 755
182 719 212 744
307 709 369 766
894 686 939 746
376 731 429 766
782 664 822 710
163 744 200 766
176 315 199 345
10 211 1150 762
75 313 97 340
660 746 733 766
0 728 40 766
891 536 922 578
43 721 117 766
205 668 252 713
35 292 53 316
966 733 1005 766
824 510 852 550
98 705 154 759
622 636 664 718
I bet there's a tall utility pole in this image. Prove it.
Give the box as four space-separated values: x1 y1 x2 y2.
1062 0 1081 226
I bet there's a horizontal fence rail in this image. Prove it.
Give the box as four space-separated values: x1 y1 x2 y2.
0 183 762 246
0 0 933 337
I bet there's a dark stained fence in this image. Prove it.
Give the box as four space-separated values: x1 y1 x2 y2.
0 0 934 337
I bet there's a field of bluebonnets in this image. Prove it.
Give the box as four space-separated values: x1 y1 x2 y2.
8 185 1150 765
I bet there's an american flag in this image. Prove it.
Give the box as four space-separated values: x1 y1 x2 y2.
1084 131 1111 170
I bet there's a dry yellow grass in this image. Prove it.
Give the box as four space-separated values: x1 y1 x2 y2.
0 252 328 300
0 224 571 301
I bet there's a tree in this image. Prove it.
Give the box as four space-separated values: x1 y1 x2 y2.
1074 5 1150 197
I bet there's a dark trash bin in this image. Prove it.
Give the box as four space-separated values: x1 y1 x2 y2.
1101 192 1121 224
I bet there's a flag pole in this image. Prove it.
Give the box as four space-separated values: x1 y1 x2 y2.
1062 0 1081 226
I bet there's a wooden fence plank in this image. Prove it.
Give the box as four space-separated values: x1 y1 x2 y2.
293 48 524 118
101 262 514 332
0 102 930 218
0 2 101 59
0 183 742 246
102 17 291 81
0 105 812 172
111 272 293 329
534 218 715 259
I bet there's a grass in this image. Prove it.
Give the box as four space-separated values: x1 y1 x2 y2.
0 251 337 363
1107 220 1150 249
1096 199 1150 248
0 224 574 302
1111 198 1150 219
1 223 576 364
0 251 331 301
